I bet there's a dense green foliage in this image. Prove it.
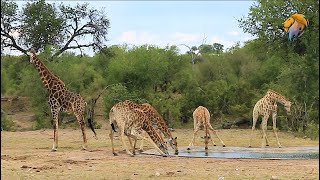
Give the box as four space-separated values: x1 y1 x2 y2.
1 0 318 138
1 109 15 131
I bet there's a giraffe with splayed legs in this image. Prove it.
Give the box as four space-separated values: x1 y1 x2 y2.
187 106 225 150
120 100 178 154
28 49 96 151
109 101 169 157
249 89 291 148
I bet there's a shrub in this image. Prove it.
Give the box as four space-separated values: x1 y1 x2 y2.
32 113 51 130
1 109 15 131
305 122 319 140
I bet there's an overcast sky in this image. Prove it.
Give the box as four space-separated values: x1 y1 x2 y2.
9 1 256 55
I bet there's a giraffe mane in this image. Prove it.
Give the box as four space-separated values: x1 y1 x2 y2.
31 51 66 87
267 89 289 102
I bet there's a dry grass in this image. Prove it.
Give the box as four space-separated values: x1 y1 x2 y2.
1 128 319 180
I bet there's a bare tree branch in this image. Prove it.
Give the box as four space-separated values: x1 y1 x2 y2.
1 30 27 55
2 1 110 58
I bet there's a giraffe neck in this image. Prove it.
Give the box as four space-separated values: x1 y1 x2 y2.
123 100 172 138
141 103 173 139
32 55 66 92
154 116 172 138
142 122 163 145
266 90 290 105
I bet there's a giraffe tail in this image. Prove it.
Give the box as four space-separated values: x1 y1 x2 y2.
111 123 117 132
87 99 98 139
88 117 97 138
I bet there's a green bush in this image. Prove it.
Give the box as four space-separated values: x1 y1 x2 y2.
1 109 15 131
305 122 319 140
32 113 51 130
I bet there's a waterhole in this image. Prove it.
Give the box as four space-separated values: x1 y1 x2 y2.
142 146 319 160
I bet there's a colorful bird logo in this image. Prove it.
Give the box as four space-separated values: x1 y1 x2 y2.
283 13 309 41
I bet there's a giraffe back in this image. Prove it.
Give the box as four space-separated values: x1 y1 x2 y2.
193 106 212 130
253 95 277 117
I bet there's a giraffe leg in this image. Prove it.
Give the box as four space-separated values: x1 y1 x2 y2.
127 134 138 155
139 131 147 152
120 131 134 157
51 108 60 151
204 125 209 150
187 128 200 150
209 127 226 147
261 116 269 148
265 132 270 147
109 127 117 156
272 112 281 148
207 131 216 146
127 136 134 150
249 113 258 148
76 114 87 150
135 133 167 156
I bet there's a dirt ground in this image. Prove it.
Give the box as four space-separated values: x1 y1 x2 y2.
1 128 319 180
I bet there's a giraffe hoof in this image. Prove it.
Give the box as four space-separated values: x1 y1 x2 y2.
213 144 216 146
205 147 208 150
266 144 269 147
113 153 118 156
222 145 226 147
248 146 252 148
51 148 57 152
187 148 191 150
138 149 144 153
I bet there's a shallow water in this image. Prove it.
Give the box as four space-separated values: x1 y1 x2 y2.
177 151 319 159
142 146 319 159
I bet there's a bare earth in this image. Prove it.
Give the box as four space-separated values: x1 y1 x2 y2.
1 128 319 180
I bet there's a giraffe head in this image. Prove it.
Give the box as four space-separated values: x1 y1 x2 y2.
284 101 292 115
29 48 37 63
168 136 178 155
157 141 169 156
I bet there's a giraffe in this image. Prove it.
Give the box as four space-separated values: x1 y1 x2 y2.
120 100 178 154
249 89 291 148
109 101 169 157
187 106 225 150
28 49 96 151
139 103 178 154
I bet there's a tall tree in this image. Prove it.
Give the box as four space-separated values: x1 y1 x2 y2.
238 0 319 131
1 0 110 58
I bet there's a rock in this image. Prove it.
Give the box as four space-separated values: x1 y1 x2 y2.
222 117 250 129
155 172 160 177
21 165 28 168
